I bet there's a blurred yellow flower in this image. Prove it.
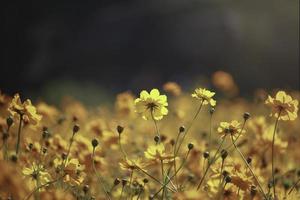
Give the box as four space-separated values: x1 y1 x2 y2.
192 88 216 106
22 162 51 189
119 157 148 171
265 91 298 121
134 89 168 120
144 143 173 162
8 94 42 125
163 82 182 96
218 120 244 138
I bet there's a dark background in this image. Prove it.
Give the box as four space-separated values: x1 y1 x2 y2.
3 0 299 104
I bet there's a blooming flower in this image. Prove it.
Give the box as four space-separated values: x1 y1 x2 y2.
119 157 148 171
134 89 168 120
8 94 42 125
22 162 51 189
144 143 173 162
265 91 298 121
217 120 244 138
191 88 216 106
54 157 85 185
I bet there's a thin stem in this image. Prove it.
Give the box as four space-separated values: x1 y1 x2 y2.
151 110 160 142
173 131 181 189
161 160 165 200
208 113 213 152
288 177 300 195
135 166 176 193
219 159 224 186
119 185 124 200
175 101 203 156
119 134 128 158
129 170 134 200
230 135 268 199
15 114 23 155
271 111 281 198
23 174 66 200
196 136 226 190
152 150 191 198
92 148 111 200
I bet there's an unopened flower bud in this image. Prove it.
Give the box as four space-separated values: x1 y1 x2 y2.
122 179 127 186
224 175 231 183
91 139 99 148
83 185 89 194
188 143 194 150
62 153 67 160
250 185 257 196
210 107 215 115
73 124 80 134
6 116 14 128
179 126 185 133
114 178 121 185
117 125 124 134
246 157 252 164
203 151 210 159
143 178 149 184
221 149 228 160
154 135 160 143
243 112 251 120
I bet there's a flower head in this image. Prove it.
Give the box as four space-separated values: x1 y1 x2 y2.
134 89 168 120
218 120 244 138
8 94 42 125
119 157 148 171
265 91 298 121
22 162 51 189
144 143 173 162
192 88 216 106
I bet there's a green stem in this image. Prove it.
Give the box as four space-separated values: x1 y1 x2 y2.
175 101 203 156
288 177 300 195
92 148 111 200
151 110 160 143
129 170 134 200
161 160 165 200
196 136 226 190
24 174 66 200
152 150 191 198
15 114 23 155
230 135 268 199
271 111 281 198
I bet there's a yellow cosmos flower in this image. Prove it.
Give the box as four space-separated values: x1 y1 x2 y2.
134 89 168 120
265 91 298 121
54 157 85 185
217 120 244 138
144 143 173 162
191 88 216 106
22 162 51 189
8 94 42 125
119 157 148 171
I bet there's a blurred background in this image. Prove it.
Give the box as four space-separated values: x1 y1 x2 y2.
3 0 299 105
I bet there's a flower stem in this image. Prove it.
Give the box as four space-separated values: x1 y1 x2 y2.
151 110 160 142
288 177 300 195
175 101 203 156
152 150 191 198
161 160 165 200
230 135 268 199
92 148 111 200
15 114 23 155
271 111 281 198
196 136 226 190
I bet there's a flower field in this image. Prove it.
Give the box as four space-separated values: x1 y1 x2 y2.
0 79 299 200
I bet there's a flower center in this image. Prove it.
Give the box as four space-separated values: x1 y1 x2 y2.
146 102 158 111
